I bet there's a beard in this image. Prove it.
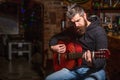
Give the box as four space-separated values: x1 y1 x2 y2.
75 18 87 36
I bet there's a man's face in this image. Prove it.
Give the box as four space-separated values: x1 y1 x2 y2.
71 13 87 35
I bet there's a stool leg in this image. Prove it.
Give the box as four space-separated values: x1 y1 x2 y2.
28 44 31 63
8 43 12 61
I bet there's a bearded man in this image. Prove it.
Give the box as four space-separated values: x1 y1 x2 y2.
45 3 109 80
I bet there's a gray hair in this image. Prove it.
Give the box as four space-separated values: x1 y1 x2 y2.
66 3 85 19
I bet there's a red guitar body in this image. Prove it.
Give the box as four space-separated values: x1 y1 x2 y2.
53 41 83 71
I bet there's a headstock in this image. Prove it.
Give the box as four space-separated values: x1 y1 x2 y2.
93 49 110 59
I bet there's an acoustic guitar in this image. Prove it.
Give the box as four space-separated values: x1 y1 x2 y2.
53 41 110 71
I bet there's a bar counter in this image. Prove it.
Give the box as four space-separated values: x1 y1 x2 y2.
107 32 120 50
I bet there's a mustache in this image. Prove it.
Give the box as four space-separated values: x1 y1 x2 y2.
74 26 86 35
74 27 82 32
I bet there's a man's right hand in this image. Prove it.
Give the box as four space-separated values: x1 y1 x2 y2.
51 44 66 53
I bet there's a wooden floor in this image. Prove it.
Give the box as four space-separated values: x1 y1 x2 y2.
0 56 43 80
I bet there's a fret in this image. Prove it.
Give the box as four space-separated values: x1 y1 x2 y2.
67 53 83 59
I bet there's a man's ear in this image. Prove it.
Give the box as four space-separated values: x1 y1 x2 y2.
83 13 87 20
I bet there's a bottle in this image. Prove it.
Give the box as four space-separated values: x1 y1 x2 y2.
61 13 66 31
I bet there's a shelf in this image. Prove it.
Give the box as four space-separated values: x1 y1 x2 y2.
92 0 120 13
93 8 120 12
101 9 120 13
94 7 120 10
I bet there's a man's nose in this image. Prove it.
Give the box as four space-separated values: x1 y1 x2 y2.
75 23 79 28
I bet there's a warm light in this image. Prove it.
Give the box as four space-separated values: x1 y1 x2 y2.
0 0 6 3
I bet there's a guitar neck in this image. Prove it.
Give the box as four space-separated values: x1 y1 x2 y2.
67 53 84 59
67 49 110 59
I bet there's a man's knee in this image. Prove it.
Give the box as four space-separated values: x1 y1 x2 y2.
84 75 98 80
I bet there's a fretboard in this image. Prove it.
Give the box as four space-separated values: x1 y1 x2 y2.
67 53 84 59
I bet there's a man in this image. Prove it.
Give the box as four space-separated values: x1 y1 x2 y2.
46 3 109 80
